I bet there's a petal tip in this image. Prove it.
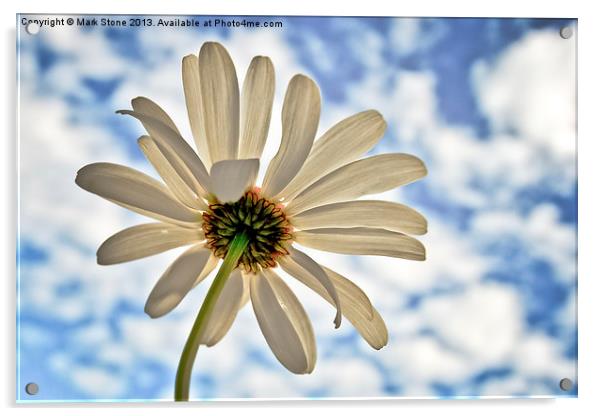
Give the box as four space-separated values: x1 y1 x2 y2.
290 73 318 89
415 157 428 177
143 307 162 319
200 41 226 54
182 53 197 62
251 55 271 63
144 297 171 319
96 243 112 265
305 361 316 374
74 170 89 189
131 96 146 106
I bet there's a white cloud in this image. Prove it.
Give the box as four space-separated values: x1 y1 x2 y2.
382 335 472 384
421 283 523 365
70 366 127 398
513 333 575 380
297 358 384 397
389 18 447 58
223 366 300 398
472 29 576 159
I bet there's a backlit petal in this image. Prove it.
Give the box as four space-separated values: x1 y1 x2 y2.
198 42 239 162
145 244 213 318
295 227 426 261
239 56 275 159
291 200 427 235
250 269 316 374
138 136 207 210
97 223 203 265
278 248 342 328
298 265 387 349
199 270 245 346
286 154 427 215
76 162 201 226
277 110 386 201
209 159 259 203
262 74 320 198
182 54 212 167
117 109 211 196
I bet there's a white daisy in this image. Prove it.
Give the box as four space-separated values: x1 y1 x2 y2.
75 41 427 400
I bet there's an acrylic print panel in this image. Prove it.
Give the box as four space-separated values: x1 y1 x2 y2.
16 15 577 402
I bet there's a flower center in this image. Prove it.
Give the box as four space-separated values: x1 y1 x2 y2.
202 189 293 273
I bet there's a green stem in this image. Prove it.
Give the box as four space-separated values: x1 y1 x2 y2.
174 232 249 401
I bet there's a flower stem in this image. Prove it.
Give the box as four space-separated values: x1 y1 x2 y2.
174 232 249 401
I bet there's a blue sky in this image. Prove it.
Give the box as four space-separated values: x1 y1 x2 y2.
17 15 577 401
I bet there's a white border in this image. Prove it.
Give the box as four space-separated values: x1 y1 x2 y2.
3 1 599 415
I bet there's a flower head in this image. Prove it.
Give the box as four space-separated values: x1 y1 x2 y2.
76 41 427 375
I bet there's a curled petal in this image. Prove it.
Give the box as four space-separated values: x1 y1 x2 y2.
304 265 388 349
278 248 342 328
117 109 211 197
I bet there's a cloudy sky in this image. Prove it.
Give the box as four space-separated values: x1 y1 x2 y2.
17 15 576 401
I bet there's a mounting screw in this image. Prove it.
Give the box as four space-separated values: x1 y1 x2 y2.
559 378 573 391
560 26 573 39
25 382 39 395
25 22 40 35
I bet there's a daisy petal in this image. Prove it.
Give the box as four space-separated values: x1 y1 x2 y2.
355 307 388 349
239 56 275 159
291 200 427 235
262 74 321 198
209 159 259 203
182 54 211 168
117 109 211 196
199 270 245 346
250 269 316 374
286 154 427 215
76 163 201 226
295 227 426 261
278 248 342 328
131 97 180 134
277 110 386 201
193 255 220 287
138 136 207 210
144 244 213 318
198 42 239 162
238 272 251 309
97 223 203 265
301 265 387 349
